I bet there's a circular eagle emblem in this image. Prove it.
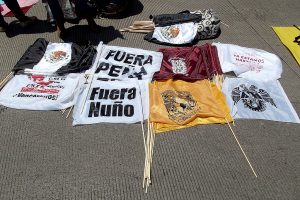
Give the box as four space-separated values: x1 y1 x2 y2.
161 90 200 124
45 51 70 63
231 84 277 112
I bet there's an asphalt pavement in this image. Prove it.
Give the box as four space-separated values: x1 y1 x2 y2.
0 0 299 199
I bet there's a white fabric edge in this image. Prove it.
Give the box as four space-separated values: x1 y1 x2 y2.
276 80 300 123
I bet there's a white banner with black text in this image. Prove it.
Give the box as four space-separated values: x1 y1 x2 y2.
72 77 149 125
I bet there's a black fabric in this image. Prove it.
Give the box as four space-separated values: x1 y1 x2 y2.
13 38 49 73
83 0 134 18
74 0 99 19
46 0 64 19
57 43 97 75
0 14 8 27
13 38 97 75
3 0 27 21
150 11 202 27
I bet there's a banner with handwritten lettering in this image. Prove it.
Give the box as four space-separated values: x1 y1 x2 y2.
72 77 149 125
88 44 163 80
213 42 282 81
0 74 80 110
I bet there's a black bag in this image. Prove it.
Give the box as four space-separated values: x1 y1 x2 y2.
150 11 202 27
144 11 202 46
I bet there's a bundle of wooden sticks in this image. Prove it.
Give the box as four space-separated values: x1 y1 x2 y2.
120 21 154 33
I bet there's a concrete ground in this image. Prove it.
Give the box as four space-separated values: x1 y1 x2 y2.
0 0 299 199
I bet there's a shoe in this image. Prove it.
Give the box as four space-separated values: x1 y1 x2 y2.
0 22 8 32
19 16 38 28
58 28 69 39
49 20 57 28
0 26 7 32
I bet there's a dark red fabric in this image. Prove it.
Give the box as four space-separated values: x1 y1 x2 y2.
153 43 222 81
4 6 31 17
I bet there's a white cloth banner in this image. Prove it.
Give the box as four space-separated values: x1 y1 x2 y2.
26 42 72 74
72 77 149 125
213 43 282 81
0 74 80 110
152 22 198 45
222 78 300 123
88 43 163 80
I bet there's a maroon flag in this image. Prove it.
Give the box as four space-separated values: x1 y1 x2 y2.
153 43 222 81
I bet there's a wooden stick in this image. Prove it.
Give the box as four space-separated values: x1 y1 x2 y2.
61 108 67 115
132 21 153 26
140 120 147 189
0 72 13 89
80 42 104 114
148 122 154 168
137 83 148 190
66 106 73 119
80 74 94 114
137 83 147 153
0 72 13 84
144 122 151 192
119 28 152 33
129 25 154 30
146 122 156 193
225 118 258 177
143 118 151 189
141 121 147 152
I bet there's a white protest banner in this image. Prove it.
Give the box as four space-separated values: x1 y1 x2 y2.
213 43 282 81
72 77 149 125
222 78 300 123
88 44 163 80
0 74 81 110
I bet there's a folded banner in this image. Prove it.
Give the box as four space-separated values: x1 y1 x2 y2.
153 44 222 81
72 78 149 125
213 43 282 81
0 74 81 110
149 79 232 133
89 43 163 80
222 78 300 123
273 26 300 66
13 38 96 75
144 11 201 45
